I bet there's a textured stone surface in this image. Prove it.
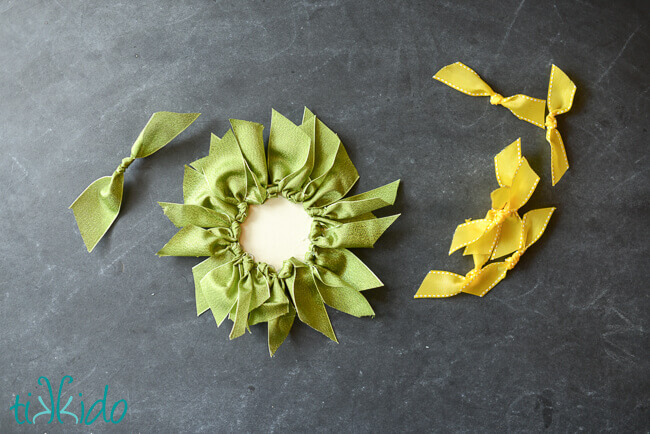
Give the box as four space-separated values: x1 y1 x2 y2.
1 0 648 432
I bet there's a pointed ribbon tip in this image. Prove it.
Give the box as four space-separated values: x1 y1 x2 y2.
70 111 200 252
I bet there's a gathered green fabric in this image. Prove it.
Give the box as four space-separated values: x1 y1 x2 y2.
70 112 201 251
158 108 400 356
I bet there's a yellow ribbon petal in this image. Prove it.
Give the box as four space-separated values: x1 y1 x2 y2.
508 157 540 210
449 218 491 254
463 225 498 258
521 207 556 250
545 65 576 185
433 62 546 127
414 262 508 298
491 213 523 259
494 138 522 187
414 270 465 298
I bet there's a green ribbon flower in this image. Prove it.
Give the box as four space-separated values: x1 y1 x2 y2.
157 108 400 355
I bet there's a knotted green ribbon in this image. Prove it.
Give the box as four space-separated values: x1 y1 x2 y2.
70 112 200 251
157 108 400 355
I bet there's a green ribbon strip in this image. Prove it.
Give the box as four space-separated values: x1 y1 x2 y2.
70 112 200 252
157 108 400 355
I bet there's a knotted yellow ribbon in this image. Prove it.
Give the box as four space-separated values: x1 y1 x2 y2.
544 65 576 185
449 138 538 260
433 62 576 185
433 62 546 127
414 140 555 298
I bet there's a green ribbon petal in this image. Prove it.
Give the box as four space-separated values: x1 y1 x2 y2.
293 107 359 207
182 165 217 209
301 107 341 180
70 112 200 252
230 270 253 339
230 119 268 189
230 119 268 204
192 254 235 315
158 202 230 228
248 274 290 326
157 225 227 257
70 174 124 252
268 109 313 193
279 115 315 195
130 112 201 158
312 247 383 291
268 305 296 356
200 260 239 326
312 266 375 317
287 260 337 342
184 161 239 220
301 145 359 209
248 270 294 356
313 180 400 219
312 214 400 248
247 267 272 317
200 132 248 202
228 260 271 339
301 143 359 207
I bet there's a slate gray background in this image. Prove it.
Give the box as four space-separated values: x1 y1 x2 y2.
1 0 648 432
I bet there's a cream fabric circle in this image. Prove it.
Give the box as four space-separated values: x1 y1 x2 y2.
239 197 313 270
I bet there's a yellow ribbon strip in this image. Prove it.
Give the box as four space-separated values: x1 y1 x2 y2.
433 62 546 127
433 62 576 185
414 140 555 299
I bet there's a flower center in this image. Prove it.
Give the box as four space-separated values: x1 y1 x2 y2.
238 196 313 271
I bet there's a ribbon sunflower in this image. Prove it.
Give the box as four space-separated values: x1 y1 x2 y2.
434 62 576 185
414 139 554 298
157 108 400 355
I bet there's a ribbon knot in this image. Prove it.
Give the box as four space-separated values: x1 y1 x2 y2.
266 184 279 198
240 255 254 274
487 208 512 227
489 93 504 106
304 249 317 263
277 261 294 279
232 250 255 273
235 202 249 222
504 250 522 270
306 207 325 217
230 221 241 239
115 156 135 175
545 113 557 130
257 262 271 276
230 242 244 257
